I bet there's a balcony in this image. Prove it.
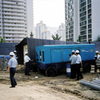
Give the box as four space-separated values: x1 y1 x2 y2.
3 16 25 20
2 1 16 5
3 1 25 6
3 5 25 10
4 24 26 27
5 35 26 38
3 8 25 13
4 27 26 31
4 31 26 34
3 20 25 24
5 38 23 41
3 12 25 17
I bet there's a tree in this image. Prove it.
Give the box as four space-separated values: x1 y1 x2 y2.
51 34 62 40
0 37 5 43
96 35 100 41
66 39 70 41
30 32 33 38
77 35 81 42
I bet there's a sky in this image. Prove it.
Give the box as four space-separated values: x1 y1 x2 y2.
34 0 65 28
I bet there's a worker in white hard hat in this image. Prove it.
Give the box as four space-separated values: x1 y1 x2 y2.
95 51 100 60
7 52 17 88
75 50 83 80
24 52 31 75
70 50 77 79
95 51 100 72
13 50 17 59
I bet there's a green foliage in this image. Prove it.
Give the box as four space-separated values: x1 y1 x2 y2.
77 35 81 42
30 32 34 38
51 34 62 40
96 35 100 41
0 37 5 43
66 39 70 41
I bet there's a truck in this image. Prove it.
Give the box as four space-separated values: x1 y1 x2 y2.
35 44 95 76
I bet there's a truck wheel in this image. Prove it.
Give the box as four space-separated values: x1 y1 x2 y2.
45 66 57 77
83 63 91 73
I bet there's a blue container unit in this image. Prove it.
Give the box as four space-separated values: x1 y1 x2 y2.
0 55 10 59
35 44 95 76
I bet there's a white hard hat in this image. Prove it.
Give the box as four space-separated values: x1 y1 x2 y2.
9 52 15 56
76 50 79 53
96 51 99 53
14 50 17 52
72 50 75 53
25 52 28 55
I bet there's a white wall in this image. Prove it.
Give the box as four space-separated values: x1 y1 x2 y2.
74 0 79 42
92 0 100 41
26 0 34 37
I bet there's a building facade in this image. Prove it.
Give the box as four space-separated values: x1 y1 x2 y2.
56 23 66 41
0 0 33 43
35 21 51 40
65 0 79 42
65 0 100 42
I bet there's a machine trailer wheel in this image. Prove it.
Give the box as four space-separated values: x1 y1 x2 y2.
45 66 57 77
83 63 91 73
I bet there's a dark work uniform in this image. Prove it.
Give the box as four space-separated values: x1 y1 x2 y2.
8 57 17 87
70 54 77 78
24 55 31 75
76 54 83 80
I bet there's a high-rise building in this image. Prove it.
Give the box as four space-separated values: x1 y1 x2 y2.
65 0 79 42
0 0 33 43
65 0 100 42
56 23 66 41
35 21 51 40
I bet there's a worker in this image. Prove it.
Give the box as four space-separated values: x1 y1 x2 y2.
13 50 17 59
95 51 100 72
7 52 17 88
70 50 77 79
24 52 31 75
75 50 83 80
95 51 100 60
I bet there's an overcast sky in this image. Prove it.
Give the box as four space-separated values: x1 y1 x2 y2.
34 0 65 27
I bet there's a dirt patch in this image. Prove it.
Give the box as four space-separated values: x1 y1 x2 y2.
0 70 100 100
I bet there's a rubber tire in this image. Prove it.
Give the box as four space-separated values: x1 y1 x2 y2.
45 66 57 77
83 63 91 73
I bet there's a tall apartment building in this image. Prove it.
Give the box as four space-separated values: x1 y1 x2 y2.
56 23 66 41
65 0 79 42
65 0 100 42
0 0 33 43
35 21 51 40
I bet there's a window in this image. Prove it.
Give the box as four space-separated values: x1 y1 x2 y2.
80 2 86 8
80 30 86 35
88 0 91 4
88 4 91 9
80 16 86 21
80 26 86 31
80 0 85 3
80 6 86 12
88 29 92 33
88 19 91 23
42 51 44 62
80 11 86 17
39 51 41 61
88 24 91 29
80 21 86 26
88 14 91 19
88 9 91 14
